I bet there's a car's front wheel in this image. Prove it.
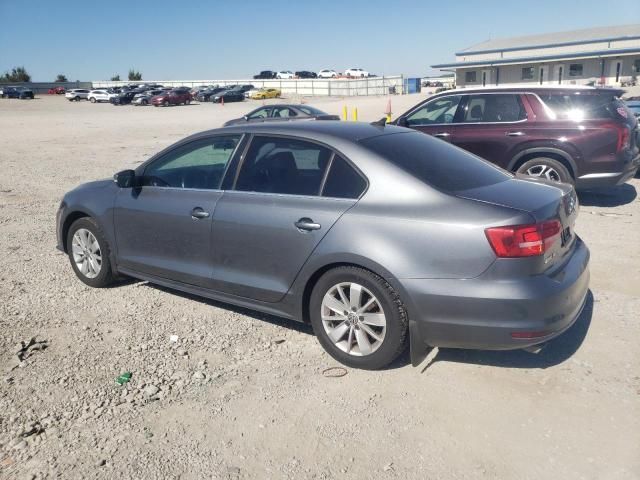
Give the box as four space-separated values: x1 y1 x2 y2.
89 97 96 103
516 157 573 184
310 266 408 370
163 100 169 107
67 217 115 288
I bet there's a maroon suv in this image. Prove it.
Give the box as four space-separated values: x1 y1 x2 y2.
151 87 192 107
395 87 639 189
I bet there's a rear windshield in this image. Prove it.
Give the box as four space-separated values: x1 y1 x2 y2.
539 92 626 120
361 132 510 192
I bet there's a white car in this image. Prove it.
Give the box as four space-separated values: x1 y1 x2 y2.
276 71 295 79
317 69 338 78
88 89 117 103
345 68 369 78
65 89 90 101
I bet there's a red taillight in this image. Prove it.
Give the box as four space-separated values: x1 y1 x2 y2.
485 220 561 258
616 125 631 152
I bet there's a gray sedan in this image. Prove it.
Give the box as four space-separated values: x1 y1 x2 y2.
223 104 340 126
56 122 590 369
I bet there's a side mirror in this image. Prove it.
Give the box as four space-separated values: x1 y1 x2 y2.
396 117 408 127
113 169 135 188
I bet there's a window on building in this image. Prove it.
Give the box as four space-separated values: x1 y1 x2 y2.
522 67 535 80
569 64 583 77
465 71 477 83
633 59 640 73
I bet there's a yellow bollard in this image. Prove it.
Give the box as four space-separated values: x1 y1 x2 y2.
342 105 348 121
352 108 358 122
386 113 392 124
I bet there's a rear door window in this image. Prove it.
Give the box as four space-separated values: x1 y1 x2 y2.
234 136 332 196
322 155 367 199
459 94 526 123
361 132 510 193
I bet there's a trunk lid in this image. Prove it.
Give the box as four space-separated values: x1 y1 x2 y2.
457 176 579 267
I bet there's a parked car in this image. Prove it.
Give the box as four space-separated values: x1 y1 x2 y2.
276 71 295 79
625 99 640 118
317 69 338 78
109 91 137 105
88 89 117 103
211 90 245 104
345 68 369 78
394 86 640 190
48 86 66 94
249 88 281 100
295 71 317 79
57 121 590 370
151 88 192 107
224 104 339 126
1 86 34 99
133 89 164 106
253 70 277 79
191 85 214 97
195 86 228 102
65 89 90 101
230 84 255 94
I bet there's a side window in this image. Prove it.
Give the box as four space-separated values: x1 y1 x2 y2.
234 136 332 196
249 108 270 119
143 135 241 189
273 107 297 118
406 95 462 126
460 94 526 123
322 155 367 199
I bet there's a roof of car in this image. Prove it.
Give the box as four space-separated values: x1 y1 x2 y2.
191 121 404 143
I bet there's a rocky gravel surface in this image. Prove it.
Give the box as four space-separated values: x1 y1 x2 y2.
0 96 639 479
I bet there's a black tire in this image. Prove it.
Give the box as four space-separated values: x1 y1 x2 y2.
309 266 408 370
163 100 169 107
185 98 190 105
516 157 573 184
89 97 96 103
74 96 80 101
66 217 116 288
142 99 148 105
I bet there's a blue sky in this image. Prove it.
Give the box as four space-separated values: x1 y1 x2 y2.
1 0 638 81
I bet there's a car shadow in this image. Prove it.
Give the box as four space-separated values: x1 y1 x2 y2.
578 183 637 207
144 283 314 337
423 290 594 371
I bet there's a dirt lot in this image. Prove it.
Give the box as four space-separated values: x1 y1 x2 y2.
0 94 639 480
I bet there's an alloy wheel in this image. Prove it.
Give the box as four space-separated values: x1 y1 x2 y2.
321 282 386 356
71 228 102 279
525 164 561 182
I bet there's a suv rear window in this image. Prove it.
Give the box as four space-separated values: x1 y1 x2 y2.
361 132 510 193
539 92 623 120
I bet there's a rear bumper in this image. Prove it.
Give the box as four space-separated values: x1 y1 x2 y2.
576 153 640 189
403 237 590 359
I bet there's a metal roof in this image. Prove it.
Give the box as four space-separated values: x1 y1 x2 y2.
456 24 640 55
432 47 640 69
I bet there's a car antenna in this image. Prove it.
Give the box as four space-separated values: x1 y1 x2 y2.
370 117 387 127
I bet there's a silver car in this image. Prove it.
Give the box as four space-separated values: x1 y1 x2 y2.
56 122 590 369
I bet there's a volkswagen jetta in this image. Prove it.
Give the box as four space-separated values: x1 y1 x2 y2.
56 122 590 369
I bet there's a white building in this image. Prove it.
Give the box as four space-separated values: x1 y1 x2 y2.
432 24 640 88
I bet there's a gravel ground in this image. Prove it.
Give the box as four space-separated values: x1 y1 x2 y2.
0 95 639 480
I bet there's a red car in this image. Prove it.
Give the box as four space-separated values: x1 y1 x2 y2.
48 86 66 94
395 86 639 189
151 87 192 107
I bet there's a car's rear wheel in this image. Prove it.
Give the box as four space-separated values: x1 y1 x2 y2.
74 96 80 101
516 157 573 184
185 98 190 105
310 266 408 370
142 99 148 105
67 217 115 288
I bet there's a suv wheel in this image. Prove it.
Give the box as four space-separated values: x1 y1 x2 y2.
310 266 408 370
516 157 572 184
66 217 115 288
89 97 96 103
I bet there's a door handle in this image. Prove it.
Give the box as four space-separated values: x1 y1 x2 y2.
295 218 321 231
433 132 450 138
506 131 525 136
191 207 210 219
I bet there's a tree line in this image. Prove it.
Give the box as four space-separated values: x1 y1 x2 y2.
0 66 144 83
